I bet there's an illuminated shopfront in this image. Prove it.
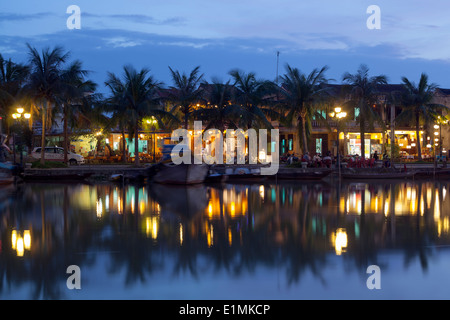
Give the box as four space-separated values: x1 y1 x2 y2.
345 133 383 158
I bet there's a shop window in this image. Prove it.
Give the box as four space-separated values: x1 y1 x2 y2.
288 134 293 151
316 138 322 154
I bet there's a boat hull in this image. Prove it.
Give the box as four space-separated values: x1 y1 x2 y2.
153 163 209 185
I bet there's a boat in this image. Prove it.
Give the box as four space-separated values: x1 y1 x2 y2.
273 167 333 180
152 162 209 184
150 144 209 185
204 171 229 183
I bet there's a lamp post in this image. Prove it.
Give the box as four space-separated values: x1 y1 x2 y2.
330 107 347 179
11 107 31 165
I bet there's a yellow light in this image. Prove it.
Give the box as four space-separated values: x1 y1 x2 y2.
334 107 342 113
17 107 24 114
434 124 440 129
435 132 439 136
24 113 31 119
24 230 31 250
96 199 103 218
12 113 18 119
179 224 183 246
332 228 348 255
208 202 213 217
259 185 264 199
146 217 159 240
16 236 24 257
230 202 236 217
11 230 17 250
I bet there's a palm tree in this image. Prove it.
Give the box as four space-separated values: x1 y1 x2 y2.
192 79 244 132
24 44 70 165
167 66 204 130
0 54 29 136
228 69 276 129
396 73 449 160
278 64 332 153
342 64 388 160
105 65 170 166
59 60 97 164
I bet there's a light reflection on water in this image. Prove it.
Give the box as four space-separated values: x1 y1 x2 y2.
1 179 450 299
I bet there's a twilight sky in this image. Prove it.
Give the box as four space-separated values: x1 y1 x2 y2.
1 0 450 93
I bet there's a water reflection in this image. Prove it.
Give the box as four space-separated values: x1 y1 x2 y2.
1 179 450 299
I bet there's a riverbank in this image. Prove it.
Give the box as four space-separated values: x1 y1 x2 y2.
21 161 448 182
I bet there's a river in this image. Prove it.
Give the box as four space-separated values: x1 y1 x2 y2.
1 178 450 299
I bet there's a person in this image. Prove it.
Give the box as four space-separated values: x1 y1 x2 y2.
302 152 311 164
0 136 11 163
383 152 390 168
313 153 322 167
323 151 332 168
373 150 379 161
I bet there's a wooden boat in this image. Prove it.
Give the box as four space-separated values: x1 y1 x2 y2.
152 162 209 184
273 168 333 180
150 143 210 185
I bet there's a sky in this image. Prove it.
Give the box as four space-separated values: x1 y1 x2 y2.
1 0 450 94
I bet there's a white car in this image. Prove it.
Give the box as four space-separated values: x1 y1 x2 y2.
31 147 85 165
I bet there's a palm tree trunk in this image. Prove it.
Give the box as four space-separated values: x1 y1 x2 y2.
301 115 308 154
416 112 422 160
134 119 140 166
63 104 68 164
360 116 366 159
122 129 127 163
40 100 47 165
184 106 189 130
390 104 396 167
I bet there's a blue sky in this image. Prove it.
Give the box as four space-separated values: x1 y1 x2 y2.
1 0 450 93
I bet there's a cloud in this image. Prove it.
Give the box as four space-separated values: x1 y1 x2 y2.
0 12 54 22
103 36 144 48
83 12 185 26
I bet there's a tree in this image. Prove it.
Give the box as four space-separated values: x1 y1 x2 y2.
167 66 204 130
105 65 171 166
24 44 70 165
59 60 97 164
192 79 244 132
278 64 331 153
342 64 387 159
0 53 29 137
396 73 449 160
228 69 277 130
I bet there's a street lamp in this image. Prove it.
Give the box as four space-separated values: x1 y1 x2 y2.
329 107 347 178
11 107 31 165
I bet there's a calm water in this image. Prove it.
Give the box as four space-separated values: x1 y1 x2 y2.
1 178 450 300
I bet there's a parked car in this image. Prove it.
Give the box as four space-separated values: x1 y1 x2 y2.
31 147 85 165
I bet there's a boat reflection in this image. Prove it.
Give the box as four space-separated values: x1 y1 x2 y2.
1 179 450 299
